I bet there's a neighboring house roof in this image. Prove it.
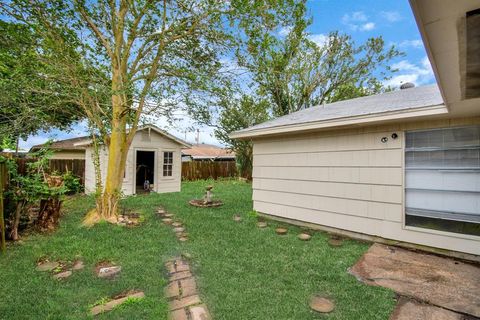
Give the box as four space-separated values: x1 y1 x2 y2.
30 136 90 151
231 85 447 139
29 125 191 152
182 144 235 160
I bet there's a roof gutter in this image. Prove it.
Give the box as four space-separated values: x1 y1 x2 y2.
230 104 448 139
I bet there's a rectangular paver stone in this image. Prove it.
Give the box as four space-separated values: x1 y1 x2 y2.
189 304 211 320
165 281 180 299
175 260 190 272
169 271 192 281
169 308 188 320
180 277 197 297
165 261 176 273
169 295 201 311
91 291 145 316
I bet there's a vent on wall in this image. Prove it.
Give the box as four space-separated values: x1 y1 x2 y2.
466 8 480 99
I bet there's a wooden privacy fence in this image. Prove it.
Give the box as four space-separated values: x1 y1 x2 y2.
0 161 7 253
182 161 238 181
15 159 86 185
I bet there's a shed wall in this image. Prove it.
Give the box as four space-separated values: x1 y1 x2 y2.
51 150 86 160
252 117 480 255
85 129 183 195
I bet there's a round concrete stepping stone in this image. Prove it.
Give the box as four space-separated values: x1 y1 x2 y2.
172 222 183 227
298 233 311 241
328 238 343 247
162 218 173 225
233 215 242 222
164 213 174 218
275 227 288 235
174 227 185 233
53 270 72 280
257 222 268 228
179 237 188 242
309 296 335 313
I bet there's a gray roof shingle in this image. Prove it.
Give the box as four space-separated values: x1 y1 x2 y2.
233 85 444 136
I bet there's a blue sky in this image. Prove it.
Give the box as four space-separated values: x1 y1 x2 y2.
19 0 435 150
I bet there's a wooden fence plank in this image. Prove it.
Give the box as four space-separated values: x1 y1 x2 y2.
181 161 238 181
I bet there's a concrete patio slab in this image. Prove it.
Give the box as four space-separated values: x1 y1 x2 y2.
349 244 480 317
390 297 469 320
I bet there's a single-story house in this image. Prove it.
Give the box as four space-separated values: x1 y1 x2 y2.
31 125 191 195
181 143 235 162
231 0 480 257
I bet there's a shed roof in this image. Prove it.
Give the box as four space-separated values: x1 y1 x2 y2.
30 136 90 151
30 125 191 152
231 85 447 139
182 144 235 160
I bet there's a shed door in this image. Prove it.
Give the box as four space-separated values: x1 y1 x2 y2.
405 125 480 236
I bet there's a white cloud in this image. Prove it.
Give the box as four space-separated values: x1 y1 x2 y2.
308 33 328 47
380 11 402 22
360 22 375 31
383 56 435 88
398 39 424 49
342 11 374 32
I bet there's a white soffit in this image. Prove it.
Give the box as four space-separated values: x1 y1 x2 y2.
410 0 480 116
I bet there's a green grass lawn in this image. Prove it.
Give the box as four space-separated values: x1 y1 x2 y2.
0 180 395 319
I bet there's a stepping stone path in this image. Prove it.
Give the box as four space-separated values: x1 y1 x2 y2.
158 206 189 242
257 221 268 228
309 295 335 313
165 258 211 320
275 227 288 235
90 291 145 316
298 233 311 241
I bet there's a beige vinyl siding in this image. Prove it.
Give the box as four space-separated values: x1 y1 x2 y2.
252 118 480 255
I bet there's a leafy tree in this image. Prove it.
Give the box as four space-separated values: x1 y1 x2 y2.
239 20 403 116
0 21 82 147
2 0 302 220
213 95 269 179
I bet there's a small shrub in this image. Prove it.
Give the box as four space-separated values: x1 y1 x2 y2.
62 172 83 194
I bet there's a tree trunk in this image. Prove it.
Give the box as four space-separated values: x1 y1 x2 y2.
98 68 129 220
10 200 25 241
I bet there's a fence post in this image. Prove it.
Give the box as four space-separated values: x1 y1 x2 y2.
0 162 6 253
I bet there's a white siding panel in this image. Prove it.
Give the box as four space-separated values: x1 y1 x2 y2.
253 149 402 167
253 178 402 203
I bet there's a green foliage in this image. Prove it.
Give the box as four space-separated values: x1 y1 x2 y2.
62 171 83 195
0 20 83 142
241 24 403 116
211 95 270 178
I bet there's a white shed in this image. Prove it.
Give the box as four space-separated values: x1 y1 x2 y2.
80 125 190 195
